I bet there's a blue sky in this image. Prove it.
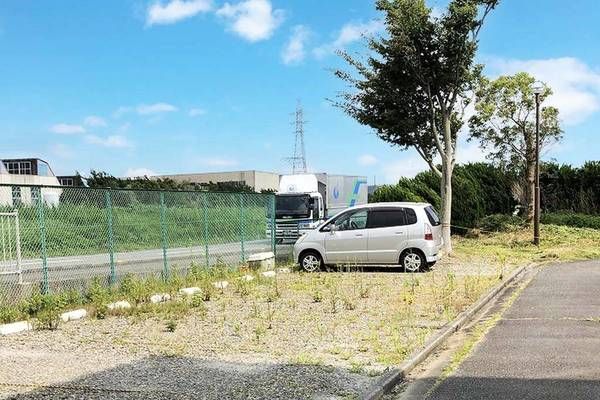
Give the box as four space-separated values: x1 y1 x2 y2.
1 0 599 183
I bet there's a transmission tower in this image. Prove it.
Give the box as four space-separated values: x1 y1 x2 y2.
285 101 307 174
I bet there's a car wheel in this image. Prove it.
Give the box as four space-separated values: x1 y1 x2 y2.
400 250 425 272
300 251 322 273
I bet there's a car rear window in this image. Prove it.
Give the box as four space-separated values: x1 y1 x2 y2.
367 209 406 228
425 206 441 226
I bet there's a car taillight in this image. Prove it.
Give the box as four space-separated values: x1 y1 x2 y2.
424 223 433 241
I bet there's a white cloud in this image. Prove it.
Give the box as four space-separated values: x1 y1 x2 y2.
489 57 600 125
358 154 378 166
86 135 133 149
202 157 238 167
113 106 133 118
455 141 489 164
217 0 284 42
189 107 207 117
136 102 178 115
125 167 157 178
50 123 86 135
313 19 384 59
83 115 107 127
282 25 310 65
146 0 212 26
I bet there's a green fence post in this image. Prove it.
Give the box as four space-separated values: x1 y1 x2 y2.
270 194 276 257
159 192 169 280
105 190 116 285
203 193 209 268
35 188 49 294
239 193 245 263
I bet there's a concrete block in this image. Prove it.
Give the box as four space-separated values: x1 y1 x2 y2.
179 287 201 296
213 281 229 290
150 293 172 304
248 251 275 270
107 300 132 310
0 321 32 336
60 309 87 322
261 270 277 278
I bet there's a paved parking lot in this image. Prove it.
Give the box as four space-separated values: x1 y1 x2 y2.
427 260 600 400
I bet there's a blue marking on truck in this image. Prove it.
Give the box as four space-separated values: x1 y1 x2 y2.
349 179 367 206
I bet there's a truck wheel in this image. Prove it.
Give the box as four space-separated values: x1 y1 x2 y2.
299 251 322 273
400 249 426 272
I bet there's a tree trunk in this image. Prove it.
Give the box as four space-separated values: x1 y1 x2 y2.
440 158 453 254
524 130 535 224
525 156 535 224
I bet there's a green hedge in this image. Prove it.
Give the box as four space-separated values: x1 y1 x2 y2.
541 212 600 230
370 163 516 230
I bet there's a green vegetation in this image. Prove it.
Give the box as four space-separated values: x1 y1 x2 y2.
541 212 600 230
4 200 270 259
371 163 516 229
453 224 600 264
541 161 600 214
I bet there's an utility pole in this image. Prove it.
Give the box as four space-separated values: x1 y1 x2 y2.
284 101 307 174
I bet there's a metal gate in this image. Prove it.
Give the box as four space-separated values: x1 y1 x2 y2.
0 211 22 283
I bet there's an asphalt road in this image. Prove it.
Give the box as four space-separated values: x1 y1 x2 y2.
427 260 600 399
0 241 293 290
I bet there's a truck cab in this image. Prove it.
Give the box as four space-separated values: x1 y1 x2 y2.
275 174 325 243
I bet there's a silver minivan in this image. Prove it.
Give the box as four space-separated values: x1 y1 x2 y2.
293 202 443 272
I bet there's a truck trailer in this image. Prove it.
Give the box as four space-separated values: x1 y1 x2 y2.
274 173 368 243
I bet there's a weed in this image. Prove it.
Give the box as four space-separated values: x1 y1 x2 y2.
312 289 323 303
266 302 276 329
253 323 266 344
0 305 24 324
349 362 364 374
165 320 177 332
342 295 356 311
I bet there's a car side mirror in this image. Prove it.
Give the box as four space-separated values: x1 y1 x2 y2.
329 224 338 234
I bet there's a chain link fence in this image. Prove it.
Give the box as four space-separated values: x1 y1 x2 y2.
0 184 275 301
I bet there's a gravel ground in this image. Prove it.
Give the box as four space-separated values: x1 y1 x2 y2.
0 258 512 400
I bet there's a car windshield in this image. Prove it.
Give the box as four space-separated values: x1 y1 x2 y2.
276 194 311 218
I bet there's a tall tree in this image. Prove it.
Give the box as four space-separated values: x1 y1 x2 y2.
334 0 498 252
468 72 562 222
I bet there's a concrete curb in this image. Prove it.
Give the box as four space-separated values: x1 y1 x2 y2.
361 263 532 400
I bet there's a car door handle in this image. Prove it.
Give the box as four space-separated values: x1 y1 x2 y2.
395 232 404 235
355 233 364 237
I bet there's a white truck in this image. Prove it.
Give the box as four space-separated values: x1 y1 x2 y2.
274 173 368 243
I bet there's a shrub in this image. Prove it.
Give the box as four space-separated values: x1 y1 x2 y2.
19 293 67 330
370 163 516 232
165 320 177 332
477 214 526 232
541 212 600 230
0 305 24 324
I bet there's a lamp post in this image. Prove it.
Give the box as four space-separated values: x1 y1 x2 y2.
532 82 544 246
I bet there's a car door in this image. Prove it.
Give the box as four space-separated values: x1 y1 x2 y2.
366 208 408 264
323 209 368 264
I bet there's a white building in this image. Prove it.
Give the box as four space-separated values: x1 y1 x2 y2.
0 159 62 206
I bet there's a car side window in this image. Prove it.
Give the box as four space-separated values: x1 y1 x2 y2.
331 209 368 231
367 209 406 228
405 208 418 225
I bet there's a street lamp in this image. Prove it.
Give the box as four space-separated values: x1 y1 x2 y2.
532 81 544 246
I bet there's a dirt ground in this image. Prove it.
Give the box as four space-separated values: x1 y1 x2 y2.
0 258 511 400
